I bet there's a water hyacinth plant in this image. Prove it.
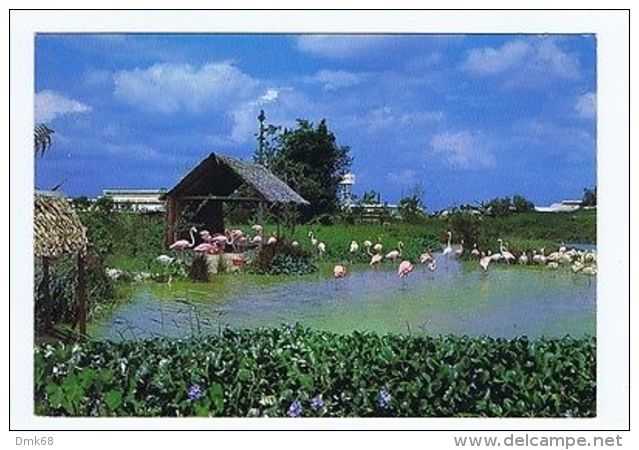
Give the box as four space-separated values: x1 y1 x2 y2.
33 326 596 418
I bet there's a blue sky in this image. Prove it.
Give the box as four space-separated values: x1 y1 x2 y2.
34 34 596 211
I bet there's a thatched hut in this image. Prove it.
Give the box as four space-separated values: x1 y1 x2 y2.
34 191 88 335
162 153 309 246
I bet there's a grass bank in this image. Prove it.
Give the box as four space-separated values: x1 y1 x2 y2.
88 208 595 272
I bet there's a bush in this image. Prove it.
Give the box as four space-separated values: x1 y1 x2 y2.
448 212 482 248
34 326 596 417
188 254 210 282
250 241 317 275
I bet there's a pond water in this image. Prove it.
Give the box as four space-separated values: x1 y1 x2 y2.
91 254 596 340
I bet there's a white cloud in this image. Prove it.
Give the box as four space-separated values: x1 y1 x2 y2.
227 87 300 144
346 106 444 133
306 69 365 90
430 131 495 169
463 41 530 75
463 38 580 85
34 90 91 122
104 143 161 161
575 92 596 119
386 168 419 186
113 62 259 114
296 35 392 58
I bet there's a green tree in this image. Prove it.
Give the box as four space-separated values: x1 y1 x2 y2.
398 183 426 223
483 197 512 217
582 187 597 206
269 119 352 222
512 194 535 212
359 190 380 204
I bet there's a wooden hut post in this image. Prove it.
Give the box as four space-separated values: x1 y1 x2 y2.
165 196 181 247
41 256 52 333
76 251 86 337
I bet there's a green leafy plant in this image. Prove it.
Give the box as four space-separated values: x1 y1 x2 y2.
34 326 596 418
250 241 317 275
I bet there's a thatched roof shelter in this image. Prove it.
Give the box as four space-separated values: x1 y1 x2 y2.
34 191 88 336
163 153 308 245
34 192 87 257
163 153 309 204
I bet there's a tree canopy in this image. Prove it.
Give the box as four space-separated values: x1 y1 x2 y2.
256 118 352 222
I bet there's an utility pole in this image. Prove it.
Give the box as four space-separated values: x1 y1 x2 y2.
257 109 266 167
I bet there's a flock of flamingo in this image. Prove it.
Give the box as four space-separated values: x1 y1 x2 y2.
157 225 597 283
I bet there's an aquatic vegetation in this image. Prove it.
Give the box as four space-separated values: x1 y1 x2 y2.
34 326 596 417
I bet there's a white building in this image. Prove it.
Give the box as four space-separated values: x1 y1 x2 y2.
534 199 583 213
338 173 356 207
100 189 166 212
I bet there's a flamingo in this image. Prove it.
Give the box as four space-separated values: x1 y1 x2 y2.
308 231 318 248
333 264 348 278
155 255 174 265
251 235 263 245
443 231 454 257
398 260 414 289
373 242 383 254
479 253 491 271
349 240 359 255
363 240 373 249
470 243 480 258
317 241 326 256
267 234 277 245
385 241 404 266
547 262 559 270
170 226 197 251
427 259 437 273
251 224 263 234
398 260 414 277
193 242 218 254
518 252 529 265
291 240 300 247
454 239 464 257
369 252 383 269
533 248 547 265
498 239 516 263
419 251 433 264
199 230 213 243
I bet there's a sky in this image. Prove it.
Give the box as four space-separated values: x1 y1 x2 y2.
34 34 596 211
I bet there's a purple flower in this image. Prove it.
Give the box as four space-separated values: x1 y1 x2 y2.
310 395 324 411
287 400 303 417
376 387 392 409
187 384 203 401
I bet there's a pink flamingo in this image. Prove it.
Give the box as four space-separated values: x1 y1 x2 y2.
385 241 404 266
193 242 218 255
398 260 414 289
333 265 348 278
369 252 383 269
479 253 491 271
169 227 197 251
419 251 433 264
398 260 414 277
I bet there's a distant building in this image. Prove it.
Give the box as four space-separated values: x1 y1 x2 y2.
100 189 166 212
338 173 356 207
534 199 583 213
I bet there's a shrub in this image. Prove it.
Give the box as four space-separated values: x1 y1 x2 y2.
251 241 317 275
34 326 596 418
188 254 210 282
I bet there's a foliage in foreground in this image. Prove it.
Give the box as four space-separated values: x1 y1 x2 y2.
34 326 596 418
